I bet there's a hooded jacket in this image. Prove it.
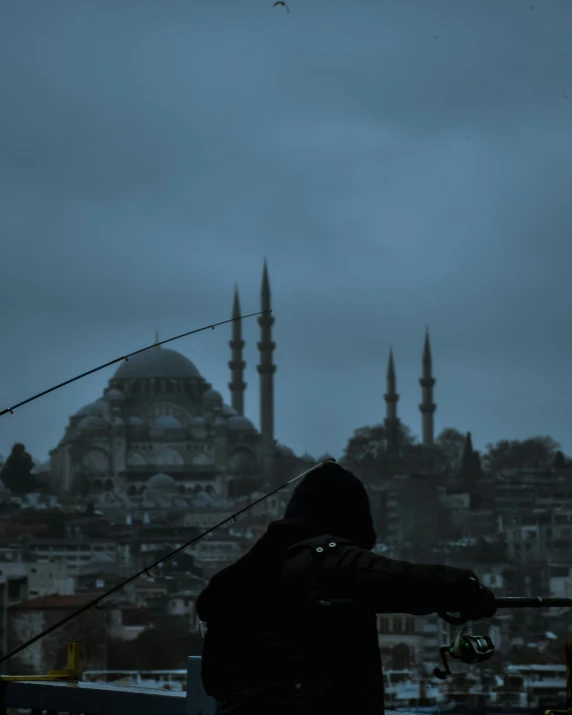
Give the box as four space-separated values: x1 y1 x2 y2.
196 461 490 715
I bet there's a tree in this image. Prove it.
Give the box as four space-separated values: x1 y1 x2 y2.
554 451 567 469
482 436 560 473
435 428 467 473
340 423 416 482
457 432 483 482
0 443 37 495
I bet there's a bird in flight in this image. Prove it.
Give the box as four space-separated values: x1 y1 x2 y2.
273 1 290 12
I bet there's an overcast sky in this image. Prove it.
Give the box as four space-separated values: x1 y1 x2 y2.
1 0 571 466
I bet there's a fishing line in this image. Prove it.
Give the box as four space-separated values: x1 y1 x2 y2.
0 459 335 667
61 497 290 657
0 310 268 418
64 507 288 657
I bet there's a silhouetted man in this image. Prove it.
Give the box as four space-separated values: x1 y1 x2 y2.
196 460 496 714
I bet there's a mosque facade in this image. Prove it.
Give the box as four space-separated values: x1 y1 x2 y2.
48 262 301 500
49 259 440 500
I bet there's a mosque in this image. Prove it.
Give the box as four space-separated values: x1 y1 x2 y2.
49 260 439 499
48 261 299 499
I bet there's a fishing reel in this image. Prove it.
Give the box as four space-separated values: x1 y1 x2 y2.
433 622 497 680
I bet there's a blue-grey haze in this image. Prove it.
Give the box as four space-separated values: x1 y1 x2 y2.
0 0 571 463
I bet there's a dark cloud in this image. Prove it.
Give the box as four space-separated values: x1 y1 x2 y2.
0 0 571 465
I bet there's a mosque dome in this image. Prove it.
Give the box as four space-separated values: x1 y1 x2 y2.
202 389 223 410
318 452 334 462
76 416 109 431
192 452 214 467
276 444 295 457
128 416 145 428
88 553 114 567
113 346 201 380
222 404 238 417
74 400 108 418
151 415 182 431
300 452 316 464
227 415 256 432
104 388 125 402
82 552 116 574
146 473 178 493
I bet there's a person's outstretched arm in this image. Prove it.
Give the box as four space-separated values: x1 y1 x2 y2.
291 539 496 619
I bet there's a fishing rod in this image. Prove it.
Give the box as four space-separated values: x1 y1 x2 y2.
434 597 572 679
0 458 336 667
0 306 272 663
438 596 572 626
0 310 269 418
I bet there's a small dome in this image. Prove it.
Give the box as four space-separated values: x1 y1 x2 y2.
222 404 238 417
300 452 315 463
74 400 108 418
113 347 201 380
77 415 109 431
89 552 114 566
126 451 147 466
152 415 182 430
190 416 207 427
227 415 256 432
202 389 223 410
277 444 295 457
146 473 178 492
213 417 227 431
104 388 125 402
318 452 334 462
82 552 115 574
192 452 213 467
128 416 145 427
112 415 124 427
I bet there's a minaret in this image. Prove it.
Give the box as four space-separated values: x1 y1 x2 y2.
228 285 246 415
154 329 160 348
384 348 400 453
384 348 399 422
257 260 276 474
419 328 436 447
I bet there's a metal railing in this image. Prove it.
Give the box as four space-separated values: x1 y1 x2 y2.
0 656 218 715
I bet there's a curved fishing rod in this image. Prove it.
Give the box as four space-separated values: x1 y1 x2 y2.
0 310 269 418
0 458 336 667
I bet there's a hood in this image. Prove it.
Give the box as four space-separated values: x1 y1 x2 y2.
282 461 377 551
196 462 376 623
